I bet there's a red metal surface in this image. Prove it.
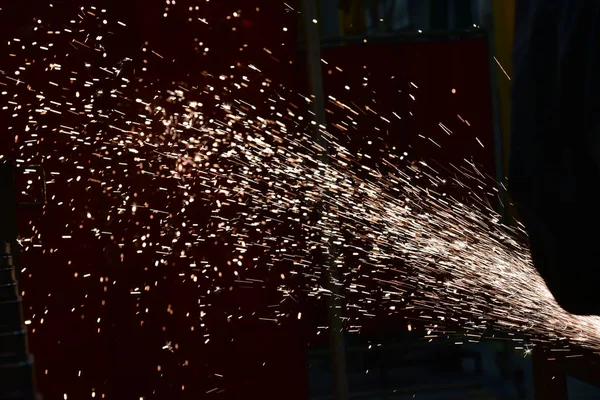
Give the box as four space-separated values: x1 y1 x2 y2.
304 36 497 341
317 38 496 177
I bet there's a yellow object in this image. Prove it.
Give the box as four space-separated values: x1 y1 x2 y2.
491 0 515 172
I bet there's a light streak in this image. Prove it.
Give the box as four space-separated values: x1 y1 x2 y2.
2 2 598 396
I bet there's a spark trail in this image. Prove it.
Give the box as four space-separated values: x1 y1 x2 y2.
2 3 600 373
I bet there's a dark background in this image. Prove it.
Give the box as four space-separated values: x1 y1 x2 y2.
0 1 505 399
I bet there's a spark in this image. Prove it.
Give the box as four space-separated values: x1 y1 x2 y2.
494 56 512 81
3 3 598 397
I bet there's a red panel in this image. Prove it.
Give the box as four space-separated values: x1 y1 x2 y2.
300 37 496 341
318 38 496 176
3 1 308 399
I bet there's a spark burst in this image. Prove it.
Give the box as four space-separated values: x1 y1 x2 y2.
2 2 600 397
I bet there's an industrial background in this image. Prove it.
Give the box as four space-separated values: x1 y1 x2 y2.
2 1 600 400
